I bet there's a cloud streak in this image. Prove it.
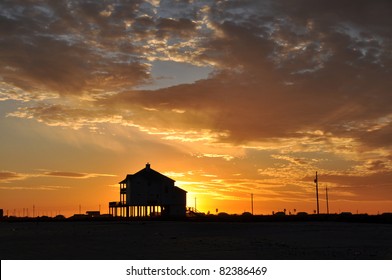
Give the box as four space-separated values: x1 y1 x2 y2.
43 171 115 179
0 170 115 182
0 171 24 182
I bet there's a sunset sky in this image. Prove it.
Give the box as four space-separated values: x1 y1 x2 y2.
1 0 391 217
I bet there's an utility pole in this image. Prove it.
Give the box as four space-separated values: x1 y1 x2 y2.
326 185 329 215
314 172 320 215
251 193 254 215
194 197 197 212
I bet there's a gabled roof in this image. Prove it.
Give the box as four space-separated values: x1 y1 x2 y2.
119 163 175 184
173 186 187 194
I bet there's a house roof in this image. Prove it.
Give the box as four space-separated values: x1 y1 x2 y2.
119 163 175 184
173 186 187 194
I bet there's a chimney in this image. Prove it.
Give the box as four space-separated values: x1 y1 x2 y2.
146 162 151 169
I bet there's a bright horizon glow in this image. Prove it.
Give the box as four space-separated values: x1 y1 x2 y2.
1 1 391 218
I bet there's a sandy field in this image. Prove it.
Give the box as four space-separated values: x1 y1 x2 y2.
0 221 391 260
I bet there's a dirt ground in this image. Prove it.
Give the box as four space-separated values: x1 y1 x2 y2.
1 221 391 260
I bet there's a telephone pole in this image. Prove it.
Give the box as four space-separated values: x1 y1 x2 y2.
314 172 320 215
326 186 329 215
251 193 254 215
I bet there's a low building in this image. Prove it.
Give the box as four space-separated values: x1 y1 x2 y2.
86 211 100 217
109 163 187 217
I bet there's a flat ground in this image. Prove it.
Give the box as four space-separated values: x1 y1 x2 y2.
0 221 391 259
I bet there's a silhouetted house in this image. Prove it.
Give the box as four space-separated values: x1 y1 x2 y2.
109 163 187 218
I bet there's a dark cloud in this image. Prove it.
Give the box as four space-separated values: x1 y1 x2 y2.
0 0 148 96
361 124 392 149
0 171 21 181
367 160 387 172
275 0 392 35
157 18 197 38
2 0 391 152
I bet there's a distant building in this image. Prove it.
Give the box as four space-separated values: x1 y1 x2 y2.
86 211 100 217
109 163 187 217
0 209 3 218
297 212 308 216
274 211 286 216
340 212 353 216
